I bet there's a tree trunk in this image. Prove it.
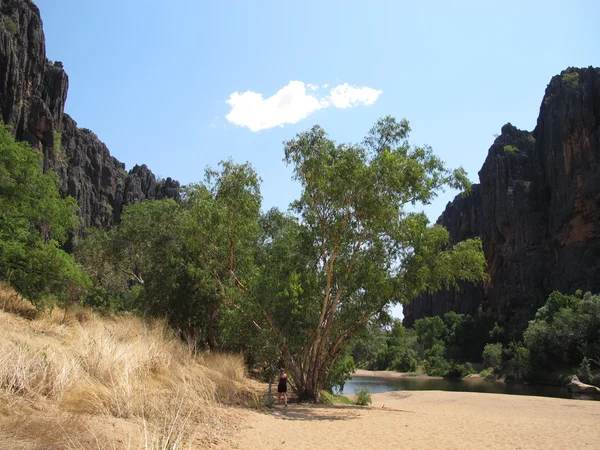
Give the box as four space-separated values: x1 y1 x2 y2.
295 374 324 402
282 348 330 402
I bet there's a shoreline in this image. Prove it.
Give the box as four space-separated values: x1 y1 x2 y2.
220 389 600 449
352 368 482 381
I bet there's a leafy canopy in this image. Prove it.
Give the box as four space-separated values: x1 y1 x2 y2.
255 116 485 400
0 124 89 305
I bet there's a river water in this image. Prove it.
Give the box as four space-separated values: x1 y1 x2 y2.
341 374 599 401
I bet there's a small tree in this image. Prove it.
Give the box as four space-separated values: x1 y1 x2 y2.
482 342 504 370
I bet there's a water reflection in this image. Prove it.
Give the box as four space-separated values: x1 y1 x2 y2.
340 375 599 401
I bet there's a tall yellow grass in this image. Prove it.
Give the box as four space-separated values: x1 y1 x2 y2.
0 283 258 449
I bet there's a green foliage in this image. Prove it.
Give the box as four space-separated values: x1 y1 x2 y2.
0 124 89 307
445 362 474 379
577 357 592 384
349 322 389 368
562 71 580 89
320 391 354 405
423 342 450 376
319 390 334 404
255 116 485 400
533 291 580 323
482 342 503 370
544 93 557 106
524 291 600 371
504 342 530 380
3 17 18 37
479 368 492 378
333 393 354 405
463 362 475 374
392 347 418 372
354 310 496 378
415 316 446 350
503 145 519 153
77 160 261 351
355 388 372 406
73 116 485 399
52 130 63 157
325 354 356 393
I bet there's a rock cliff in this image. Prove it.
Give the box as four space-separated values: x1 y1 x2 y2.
404 67 600 327
0 0 179 228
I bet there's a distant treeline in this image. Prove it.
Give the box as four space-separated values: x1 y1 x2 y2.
349 291 600 387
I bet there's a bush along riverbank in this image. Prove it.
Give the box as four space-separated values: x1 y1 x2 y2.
344 291 600 389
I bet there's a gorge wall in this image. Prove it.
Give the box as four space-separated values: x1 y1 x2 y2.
0 0 179 228
404 67 600 327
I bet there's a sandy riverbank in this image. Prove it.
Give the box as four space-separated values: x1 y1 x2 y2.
352 368 447 379
216 390 600 450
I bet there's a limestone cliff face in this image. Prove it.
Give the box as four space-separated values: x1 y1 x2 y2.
404 67 600 326
0 0 179 228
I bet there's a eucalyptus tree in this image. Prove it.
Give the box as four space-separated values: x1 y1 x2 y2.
254 117 485 400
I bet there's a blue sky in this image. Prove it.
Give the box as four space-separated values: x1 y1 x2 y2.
36 0 598 318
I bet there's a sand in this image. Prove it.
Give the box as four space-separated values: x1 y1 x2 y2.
217 390 600 450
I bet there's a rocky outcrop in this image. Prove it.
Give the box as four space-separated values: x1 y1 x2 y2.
0 0 179 228
404 67 600 327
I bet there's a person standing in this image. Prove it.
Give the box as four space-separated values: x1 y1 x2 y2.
277 368 288 406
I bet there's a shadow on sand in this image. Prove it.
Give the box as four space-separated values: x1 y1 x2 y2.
269 403 416 421
269 404 362 421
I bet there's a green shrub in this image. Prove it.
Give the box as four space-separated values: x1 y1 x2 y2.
482 343 503 370
423 343 450 376
445 362 475 379
326 354 355 392
544 93 557 105
562 72 580 89
479 368 492 378
355 388 372 406
445 363 465 379
503 145 519 153
463 362 476 375
3 17 18 37
524 292 600 372
320 390 334 405
392 348 418 372
504 342 530 380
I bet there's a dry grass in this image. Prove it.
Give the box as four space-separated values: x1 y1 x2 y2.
0 284 259 449
0 282 36 318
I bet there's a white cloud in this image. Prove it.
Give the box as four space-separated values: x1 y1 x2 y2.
225 81 382 132
226 81 326 132
328 83 382 109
